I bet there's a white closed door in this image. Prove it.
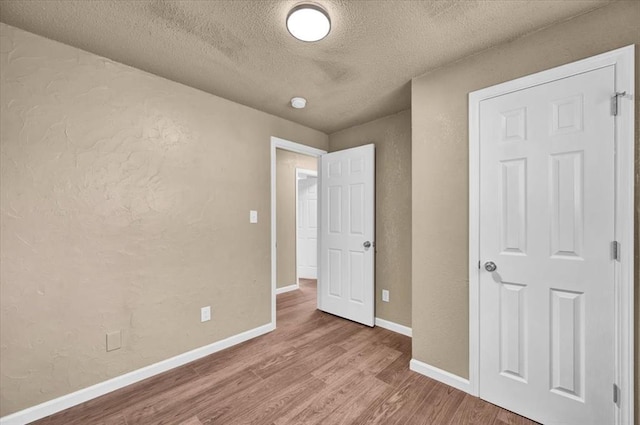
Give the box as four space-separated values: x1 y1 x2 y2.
479 66 616 425
297 175 318 279
318 144 375 327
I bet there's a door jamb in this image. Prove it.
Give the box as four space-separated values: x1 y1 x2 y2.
295 168 318 287
271 137 326 328
468 45 634 424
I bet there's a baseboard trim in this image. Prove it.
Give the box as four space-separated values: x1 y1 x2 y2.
0 322 275 425
409 358 472 394
275 283 299 294
374 317 412 337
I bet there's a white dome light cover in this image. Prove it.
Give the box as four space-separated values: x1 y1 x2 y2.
287 4 331 42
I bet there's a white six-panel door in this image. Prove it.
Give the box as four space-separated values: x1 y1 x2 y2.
318 144 375 327
478 66 616 425
297 175 318 279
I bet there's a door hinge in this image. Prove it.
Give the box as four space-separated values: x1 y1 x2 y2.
613 383 619 404
611 91 627 116
612 240 620 261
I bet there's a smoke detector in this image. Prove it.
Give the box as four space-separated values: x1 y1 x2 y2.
291 97 307 109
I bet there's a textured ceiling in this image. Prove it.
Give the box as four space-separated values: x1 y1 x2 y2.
0 0 612 133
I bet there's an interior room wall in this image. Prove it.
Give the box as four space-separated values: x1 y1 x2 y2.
329 110 412 328
410 0 639 407
275 149 317 289
0 23 328 416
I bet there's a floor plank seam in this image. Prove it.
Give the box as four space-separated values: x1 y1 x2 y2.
250 369 266 382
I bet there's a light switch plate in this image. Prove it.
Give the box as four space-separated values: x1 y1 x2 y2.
106 330 122 352
250 210 258 223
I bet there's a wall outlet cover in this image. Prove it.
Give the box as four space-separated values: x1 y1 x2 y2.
250 210 258 223
106 330 122 352
201 306 211 322
382 289 390 302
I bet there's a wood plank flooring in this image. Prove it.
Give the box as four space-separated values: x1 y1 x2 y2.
33 279 538 425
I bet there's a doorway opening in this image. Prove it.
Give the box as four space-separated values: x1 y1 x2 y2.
296 168 318 287
274 150 317 294
270 137 326 327
271 137 377 328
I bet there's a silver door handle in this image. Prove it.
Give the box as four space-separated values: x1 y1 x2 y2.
484 261 497 272
363 241 372 249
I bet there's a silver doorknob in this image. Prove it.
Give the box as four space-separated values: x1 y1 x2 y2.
484 261 497 272
363 241 372 249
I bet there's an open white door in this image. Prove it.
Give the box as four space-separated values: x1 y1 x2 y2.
318 144 375 326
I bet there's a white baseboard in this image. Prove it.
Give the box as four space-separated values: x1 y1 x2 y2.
409 358 472 394
374 317 412 337
275 283 299 294
0 322 275 425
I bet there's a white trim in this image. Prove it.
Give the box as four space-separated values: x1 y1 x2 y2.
374 317 412 337
271 137 326 328
468 45 634 424
276 283 299 295
295 167 318 285
468 75 481 397
296 169 318 177
410 358 472 394
0 322 275 425
612 45 635 425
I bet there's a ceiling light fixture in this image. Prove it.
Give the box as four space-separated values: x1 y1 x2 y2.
291 97 307 109
286 4 331 42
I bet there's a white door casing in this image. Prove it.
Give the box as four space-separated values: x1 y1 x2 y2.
297 170 318 279
318 144 375 327
469 46 634 425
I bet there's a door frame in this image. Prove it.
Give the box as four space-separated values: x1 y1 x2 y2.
271 137 326 327
295 168 318 286
468 45 634 424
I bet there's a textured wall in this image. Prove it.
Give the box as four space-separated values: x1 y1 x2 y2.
0 23 328 416
329 110 412 327
411 0 639 392
276 149 317 289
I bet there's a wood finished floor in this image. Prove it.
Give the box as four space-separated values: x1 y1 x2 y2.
34 279 538 425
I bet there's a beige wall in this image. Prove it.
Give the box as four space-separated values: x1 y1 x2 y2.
276 149 317 288
329 110 412 327
411 0 639 404
0 23 328 416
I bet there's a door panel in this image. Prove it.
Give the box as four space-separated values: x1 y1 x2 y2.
319 144 375 327
550 152 583 258
499 281 527 382
479 66 615 425
550 289 584 401
500 158 527 254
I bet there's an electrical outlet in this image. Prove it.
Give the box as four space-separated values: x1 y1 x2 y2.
382 290 390 303
250 210 258 223
106 330 121 352
201 306 211 322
